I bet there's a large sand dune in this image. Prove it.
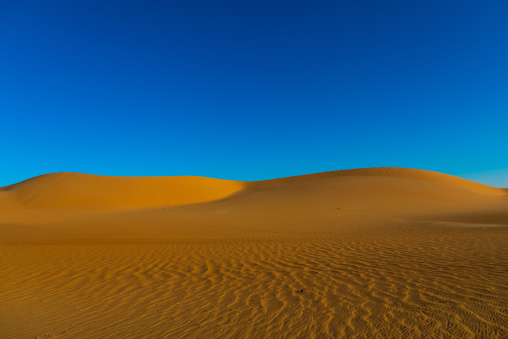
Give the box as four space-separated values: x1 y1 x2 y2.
1 168 507 338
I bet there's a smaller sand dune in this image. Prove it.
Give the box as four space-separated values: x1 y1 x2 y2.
0 172 245 210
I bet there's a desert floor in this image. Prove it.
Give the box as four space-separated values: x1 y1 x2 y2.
1 168 507 338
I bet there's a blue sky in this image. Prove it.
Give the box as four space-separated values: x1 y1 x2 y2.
1 1 507 187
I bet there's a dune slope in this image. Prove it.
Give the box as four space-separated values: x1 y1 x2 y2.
250 167 505 195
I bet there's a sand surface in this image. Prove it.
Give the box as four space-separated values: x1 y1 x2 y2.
1 168 507 338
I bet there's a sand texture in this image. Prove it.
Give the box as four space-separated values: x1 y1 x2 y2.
1 167 507 338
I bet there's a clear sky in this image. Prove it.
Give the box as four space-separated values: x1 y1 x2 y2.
1 1 507 187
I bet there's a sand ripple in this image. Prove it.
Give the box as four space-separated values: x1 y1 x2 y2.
2 227 507 338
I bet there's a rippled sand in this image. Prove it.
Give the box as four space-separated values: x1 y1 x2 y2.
1 168 507 338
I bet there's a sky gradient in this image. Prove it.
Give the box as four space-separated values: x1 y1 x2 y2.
1 1 507 187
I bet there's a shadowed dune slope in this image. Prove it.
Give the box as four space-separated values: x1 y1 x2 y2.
249 167 505 195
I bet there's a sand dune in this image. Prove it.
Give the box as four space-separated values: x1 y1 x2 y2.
0 172 245 210
1 168 507 338
1 167 504 211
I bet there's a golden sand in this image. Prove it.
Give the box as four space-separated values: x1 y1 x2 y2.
1 168 507 338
